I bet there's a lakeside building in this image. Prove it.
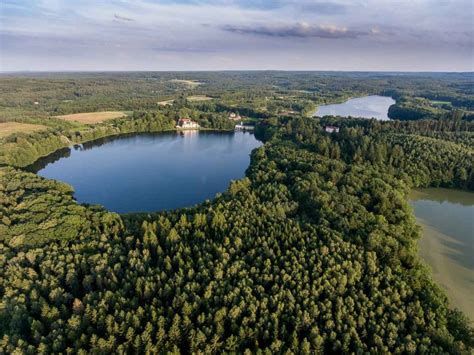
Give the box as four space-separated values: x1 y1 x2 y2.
325 126 340 133
228 112 242 121
235 121 255 131
177 118 200 129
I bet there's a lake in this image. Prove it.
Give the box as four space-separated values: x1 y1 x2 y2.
409 188 474 320
313 95 395 120
30 131 262 213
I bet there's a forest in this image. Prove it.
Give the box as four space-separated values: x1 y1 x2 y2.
1 71 473 123
0 72 473 353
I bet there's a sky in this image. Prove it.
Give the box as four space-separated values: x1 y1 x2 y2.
1 0 473 72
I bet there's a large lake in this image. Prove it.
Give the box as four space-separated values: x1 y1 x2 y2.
409 188 474 320
30 131 262 213
314 95 395 120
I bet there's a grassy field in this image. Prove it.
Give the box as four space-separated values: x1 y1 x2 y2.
0 122 47 138
56 111 127 124
170 79 202 87
429 100 452 105
158 99 174 106
159 96 212 104
187 95 213 102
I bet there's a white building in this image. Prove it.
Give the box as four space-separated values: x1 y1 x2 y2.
325 126 340 133
177 118 200 129
235 121 255 131
228 112 242 121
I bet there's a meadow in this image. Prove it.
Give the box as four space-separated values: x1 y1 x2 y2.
56 111 128 124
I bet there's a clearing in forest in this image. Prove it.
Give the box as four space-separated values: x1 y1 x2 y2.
170 79 202 87
158 99 174 106
187 95 213 102
0 122 47 138
56 111 127 124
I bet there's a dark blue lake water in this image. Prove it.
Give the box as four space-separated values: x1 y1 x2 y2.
31 131 261 213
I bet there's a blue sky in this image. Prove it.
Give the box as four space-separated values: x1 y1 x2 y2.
1 0 472 71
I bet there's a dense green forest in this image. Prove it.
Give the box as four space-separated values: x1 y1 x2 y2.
1 116 473 353
0 72 473 353
387 96 473 121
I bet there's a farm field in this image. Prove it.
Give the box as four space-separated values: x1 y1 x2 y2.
56 111 127 124
0 122 47 138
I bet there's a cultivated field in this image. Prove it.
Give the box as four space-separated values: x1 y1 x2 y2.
56 111 127 124
0 122 47 138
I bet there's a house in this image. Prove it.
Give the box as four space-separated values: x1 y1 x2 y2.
228 112 242 121
235 121 255 131
325 126 340 133
177 118 200 129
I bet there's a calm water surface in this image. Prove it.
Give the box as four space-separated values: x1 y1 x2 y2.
314 95 395 120
31 131 261 213
409 188 474 320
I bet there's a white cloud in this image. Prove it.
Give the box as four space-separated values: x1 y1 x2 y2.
1 0 472 71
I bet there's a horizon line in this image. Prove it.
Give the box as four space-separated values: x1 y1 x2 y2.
1 69 473 74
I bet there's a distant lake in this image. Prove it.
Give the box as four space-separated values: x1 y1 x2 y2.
409 188 474 320
30 131 262 213
314 95 395 120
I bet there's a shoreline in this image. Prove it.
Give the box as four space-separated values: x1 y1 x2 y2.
416 217 474 321
310 94 395 118
410 188 474 321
